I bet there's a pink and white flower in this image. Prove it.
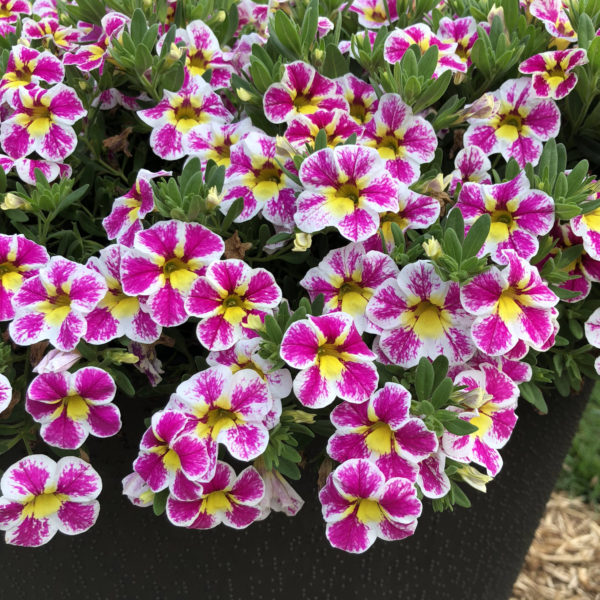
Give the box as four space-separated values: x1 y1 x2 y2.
284 109 362 151
436 16 479 67
349 0 398 28
319 459 421 553
461 250 559 355
530 0 577 42
122 472 154 508
255 465 304 519
464 78 561 168
417 450 451 499
1 84 86 161
328 382 438 480
366 261 475 367
456 172 554 264
102 169 170 247
120 220 224 328
263 61 348 124
384 24 466 77
446 146 492 195
85 245 161 344
26 367 121 450
137 75 232 160
280 313 378 408
295 145 400 242
336 73 378 125
10 256 107 352
0 455 101 547
519 49 587 100
33 348 81 374
220 132 300 229
361 93 437 184
0 44 64 104
0 233 48 321
166 462 264 530
2 156 72 185
21 17 80 52
0 0 30 34
299 242 399 333
0 373 12 413
571 203 600 261
442 364 519 476
186 259 281 351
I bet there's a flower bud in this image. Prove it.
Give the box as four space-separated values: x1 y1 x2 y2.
0 193 31 211
459 93 497 121
456 465 493 492
292 232 312 252
103 349 139 364
282 409 316 424
33 349 82 374
236 87 254 102
206 186 221 208
422 238 442 260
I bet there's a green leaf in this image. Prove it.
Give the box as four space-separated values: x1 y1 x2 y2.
462 214 490 258
519 381 548 413
451 481 471 508
152 489 168 516
321 43 348 78
300 0 319 54
221 197 244 231
417 45 439 79
109 368 135 397
444 418 478 435
130 8 147 45
415 357 434 401
431 377 453 409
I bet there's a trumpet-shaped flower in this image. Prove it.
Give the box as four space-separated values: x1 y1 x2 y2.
263 61 348 124
336 73 378 125
186 259 281 351
361 93 437 184
102 169 170 247
0 44 64 104
456 172 554 264
441 364 519 476
255 464 304 520
0 233 49 321
134 410 214 492
280 313 378 408
122 472 154 508
436 16 479 67
328 382 438 480
166 462 264 530
416 450 451 499
295 145 400 242
85 245 161 344
384 24 466 77
33 348 81 374
570 202 600 261
530 0 577 42
0 455 101 547
120 220 224 328
0 155 72 185
137 75 232 160
284 109 362 151
349 0 398 28
21 17 80 52
464 78 560 168
585 309 600 374
366 261 475 367
460 250 559 355
0 84 86 161
10 256 107 351
519 49 587 100
26 367 121 450
319 459 421 553
220 132 300 229
446 146 492 195
0 373 12 413
300 242 399 333
0 0 30 33
169 366 272 468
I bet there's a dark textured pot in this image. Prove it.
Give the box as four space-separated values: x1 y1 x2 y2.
1 382 591 600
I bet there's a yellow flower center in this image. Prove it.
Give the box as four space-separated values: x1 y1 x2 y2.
496 288 522 322
364 420 394 454
293 93 318 115
206 406 239 439
355 498 385 523
21 491 66 519
221 294 247 325
317 343 345 379
201 490 232 514
338 280 371 316
403 298 450 338
187 50 212 76
0 261 22 291
162 258 196 291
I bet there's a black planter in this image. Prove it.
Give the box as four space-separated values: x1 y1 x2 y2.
1 383 591 600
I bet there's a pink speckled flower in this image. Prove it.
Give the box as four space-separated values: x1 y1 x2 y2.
366 261 475 368
349 0 398 28
284 109 362 151
0 155 72 185
122 472 154 508
26 367 120 450
0 373 11 413
530 0 577 42
166 462 264 530
446 146 492 195
255 464 304 520
0 0 30 34
436 16 479 67
263 61 348 124
319 459 421 553
185 259 281 351
461 250 559 356
295 145 400 242
519 49 587 100
0 455 101 547
336 73 379 125
464 78 560 168
120 220 224 328
417 450 451 499
21 17 80 52
280 313 378 408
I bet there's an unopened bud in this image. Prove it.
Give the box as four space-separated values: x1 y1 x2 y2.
0 193 31 211
104 349 139 364
422 238 442 260
275 135 297 158
313 48 324 61
282 409 316 424
206 186 221 207
236 87 253 102
216 10 226 22
456 465 493 492
292 232 312 252
459 93 497 121
168 42 183 61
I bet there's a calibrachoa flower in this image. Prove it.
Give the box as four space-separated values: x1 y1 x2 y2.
361 93 437 184
299 242 399 333
445 146 492 194
170 366 272 467
529 0 577 42
20 17 80 51
255 464 304 520
0 233 49 321
0 44 64 104
464 78 561 168
26 367 121 450
571 203 600 261
0 0 30 34
0 455 101 547
122 472 154 508
442 364 519 476
166 462 264 530
519 49 587 100
220 132 300 228
0 155 72 185
137 75 232 160
263 61 348 124
456 172 555 264
417 450 451 499
349 0 397 28
319 459 421 553
280 312 378 408
134 410 213 492
366 260 475 368
295 145 400 242
584 308 600 374
10 256 107 352
102 169 170 247
336 73 378 125
0 373 11 413
85 245 161 344
186 259 281 351
120 220 224 328
437 16 479 67
0 84 87 161
32 348 81 374
328 382 438 480
460 250 559 356
384 24 466 77
284 109 362 151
